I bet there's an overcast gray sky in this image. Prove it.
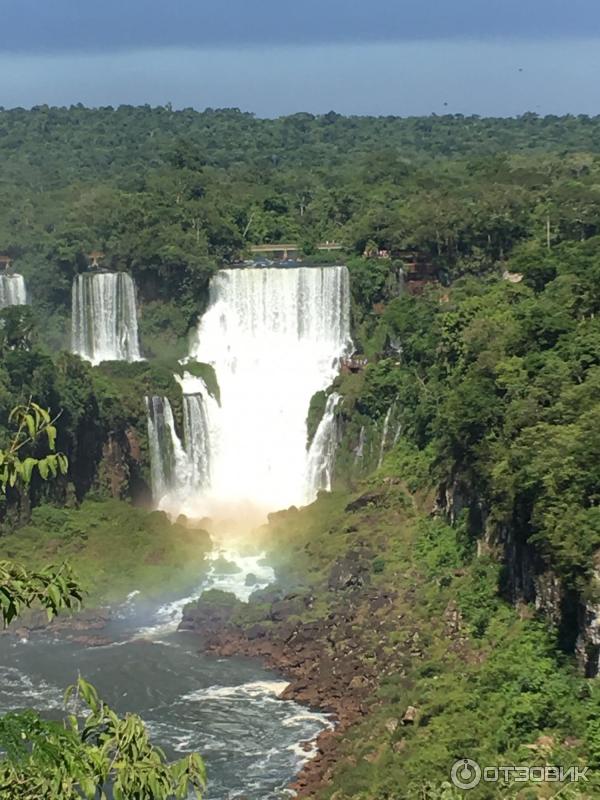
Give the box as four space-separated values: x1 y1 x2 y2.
1 1 599 116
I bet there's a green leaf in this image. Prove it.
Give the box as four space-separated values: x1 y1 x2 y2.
46 425 57 452
21 458 37 485
37 459 49 480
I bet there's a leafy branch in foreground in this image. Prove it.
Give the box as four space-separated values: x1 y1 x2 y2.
0 403 206 798
0 400 79 626
1 401 68 488
0 678 206 800
0 560 82 627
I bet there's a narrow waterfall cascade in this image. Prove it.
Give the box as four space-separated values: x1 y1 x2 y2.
0 274 27 307
71 272 141 365
182 390 213 493
146 391 214 507
354 426 366 466
146 397 184 503
166 266 351 518
377 405 394 469
305 393 341 500
377 401 401 469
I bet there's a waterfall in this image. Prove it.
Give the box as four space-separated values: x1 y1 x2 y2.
164 265 352 518
146 397 184 503
146 389 214 508
72 272 141 365
354 426 366 466
377 405 394 469
305 393 341 500
0 274 27 308
182 392 212 492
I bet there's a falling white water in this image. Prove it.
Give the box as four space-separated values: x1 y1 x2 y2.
166 266 351 518
146 391 214 508
377 405 394 469
71 272 141 365
0 274 27 307
354 426 366 466
183 394 212 491
305 393 341 500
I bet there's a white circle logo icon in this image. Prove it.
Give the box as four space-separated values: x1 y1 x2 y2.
451 759 482 790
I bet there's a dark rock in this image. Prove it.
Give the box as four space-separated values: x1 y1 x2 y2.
328 553 371 591
246 624 268 640
212 556 242 575
248 587 285 605
345 491 386 513
69 635 113 648
179 589 241 632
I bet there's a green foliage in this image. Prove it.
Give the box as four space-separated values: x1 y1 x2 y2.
0 678 205 799
0 500 212 606
252 484 599 800
176 360 221 404
0 560 81 626
306 390 327 445
0 307 35 355
0 401 79 627
137 300 193 361
381 439 434 492
0 408 206 798
341 233 600 602
5 107 600 332
0 401 68 492
356 359 403 419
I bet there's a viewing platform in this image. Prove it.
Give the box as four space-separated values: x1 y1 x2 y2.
249 242 343 260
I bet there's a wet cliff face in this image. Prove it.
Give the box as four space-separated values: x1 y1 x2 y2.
437 475 597 674
96 428 151 504
0 423 152 532
576 569 600 678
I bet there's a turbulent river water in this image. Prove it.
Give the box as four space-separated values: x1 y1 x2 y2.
0 551 332 799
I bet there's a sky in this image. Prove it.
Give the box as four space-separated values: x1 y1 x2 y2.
1 0 600 116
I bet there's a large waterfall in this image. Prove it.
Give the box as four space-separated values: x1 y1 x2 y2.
72 272 141 365
0 274 27 307
153 266 351 517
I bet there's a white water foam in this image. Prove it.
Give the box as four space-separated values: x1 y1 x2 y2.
0 665 64 711
0 274 27 307
71 272 141 365
150 266 351 519
182 680 289 702
136 548 275 639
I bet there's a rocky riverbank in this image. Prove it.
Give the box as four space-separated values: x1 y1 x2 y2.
179 485 430 797
181 587 398 796
178 480 598 800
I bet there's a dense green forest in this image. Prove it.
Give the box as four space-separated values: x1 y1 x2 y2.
3 106 600 349
2 107 600 796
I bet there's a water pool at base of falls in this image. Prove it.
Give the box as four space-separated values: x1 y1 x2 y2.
0 550 332 800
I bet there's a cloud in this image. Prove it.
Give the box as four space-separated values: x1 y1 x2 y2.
2 0 599 54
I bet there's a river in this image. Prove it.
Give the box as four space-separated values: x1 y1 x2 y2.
0 550 332 799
